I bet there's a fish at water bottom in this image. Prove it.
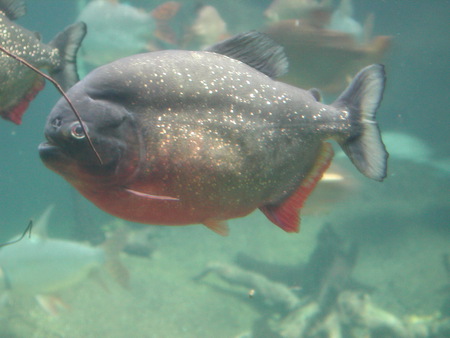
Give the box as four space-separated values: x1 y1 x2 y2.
0 206 127 315
38 31 388 235
0 0 86 124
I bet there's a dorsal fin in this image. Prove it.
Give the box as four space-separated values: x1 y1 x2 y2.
33 204 56 238
0 0 26 20
205 31 288 78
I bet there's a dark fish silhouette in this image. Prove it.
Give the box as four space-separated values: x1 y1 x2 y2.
39 32 388 235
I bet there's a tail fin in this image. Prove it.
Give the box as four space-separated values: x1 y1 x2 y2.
332 64 388 181
49 22 87 91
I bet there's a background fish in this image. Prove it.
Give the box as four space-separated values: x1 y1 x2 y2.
183 5 230 50
38 32 388 235
264 0 332 23
264 0 391 94
0 0 86 124
0 205 127 315
76 0 155 68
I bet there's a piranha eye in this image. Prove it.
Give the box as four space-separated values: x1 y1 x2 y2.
69 122 87 140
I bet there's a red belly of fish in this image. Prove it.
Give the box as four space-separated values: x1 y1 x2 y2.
78 186 255 226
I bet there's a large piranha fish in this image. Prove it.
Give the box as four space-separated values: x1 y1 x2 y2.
0 0 86 124
39 32 388 236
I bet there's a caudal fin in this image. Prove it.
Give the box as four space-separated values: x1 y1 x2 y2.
49 22 87 91
332 64 388 181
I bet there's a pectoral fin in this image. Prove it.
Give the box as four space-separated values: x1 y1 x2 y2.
124 188 179 201
203 219 229 236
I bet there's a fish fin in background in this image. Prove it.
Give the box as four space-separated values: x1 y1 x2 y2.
332 64 388 181
0 0 26 20
35 294 70 316
260 142 334 232
205 31 288 79
203 219 229 236
48 22 87 91
362 13 375 45
101 227 129 289
32 204 55 238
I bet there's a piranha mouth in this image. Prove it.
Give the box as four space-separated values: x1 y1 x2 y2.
38 141 67 164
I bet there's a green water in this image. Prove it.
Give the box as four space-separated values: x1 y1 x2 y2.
0 1 448 337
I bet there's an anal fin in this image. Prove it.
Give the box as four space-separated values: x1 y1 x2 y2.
260 142 334 232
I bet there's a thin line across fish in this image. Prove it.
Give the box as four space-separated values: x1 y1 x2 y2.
38 32 388 236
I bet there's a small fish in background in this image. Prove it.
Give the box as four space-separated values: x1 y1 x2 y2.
265 0 391 94
182 5 230 50
76 0 181 70
76 0 155 68
0 205 128 315
0 0 86 124
39 32 388 236
150 1 181 47
264 0 333 24
326 0 364 42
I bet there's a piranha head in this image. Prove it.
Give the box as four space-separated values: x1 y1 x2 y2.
38 82 142 189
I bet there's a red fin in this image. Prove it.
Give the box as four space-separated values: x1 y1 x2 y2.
260 142 334 232
203 219 229 236
2 78 45 124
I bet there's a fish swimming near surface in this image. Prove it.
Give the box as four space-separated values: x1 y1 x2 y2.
0 205 127 315
38 31 388 236
0 0 86 124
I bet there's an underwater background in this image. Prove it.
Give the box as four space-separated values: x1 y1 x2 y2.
0 0 449 337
